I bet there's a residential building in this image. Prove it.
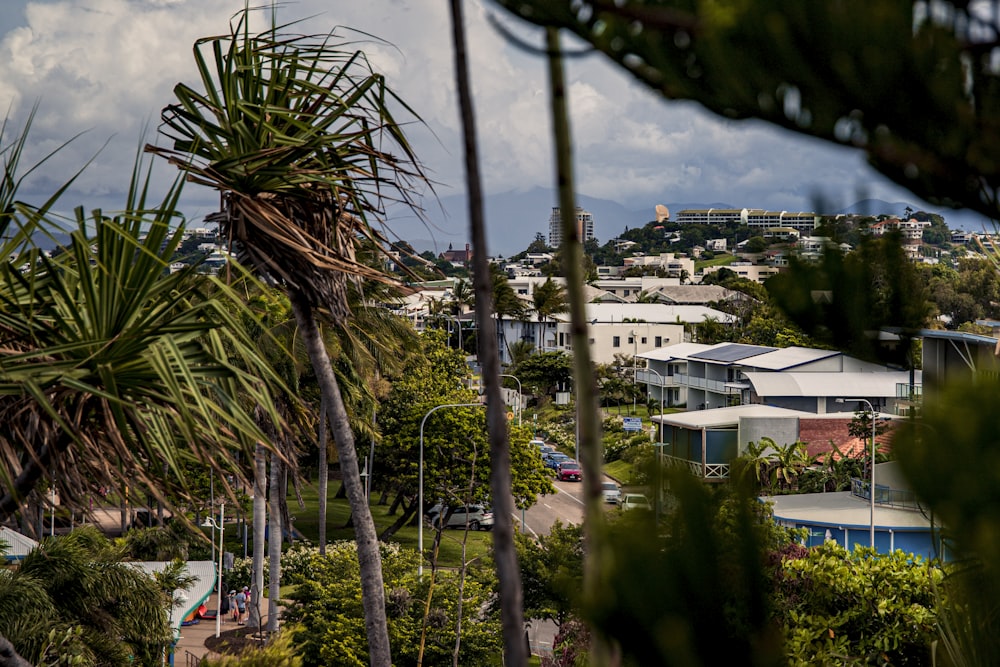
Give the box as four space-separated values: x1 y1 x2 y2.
699 262 780 284
675 208 819 232
638 342 906 411
547 206 595 248
495 302 734 365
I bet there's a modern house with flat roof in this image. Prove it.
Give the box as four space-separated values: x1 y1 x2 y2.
638 342 902 411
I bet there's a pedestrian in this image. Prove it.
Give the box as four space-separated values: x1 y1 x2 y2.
235 586 248 625
228 590 238 624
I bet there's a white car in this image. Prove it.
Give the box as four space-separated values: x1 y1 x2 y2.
601 481 621 504
619 493 652 512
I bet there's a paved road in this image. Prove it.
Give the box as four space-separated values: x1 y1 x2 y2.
517 478 586 537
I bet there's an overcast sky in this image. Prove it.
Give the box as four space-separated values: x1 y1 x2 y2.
0 0 967 255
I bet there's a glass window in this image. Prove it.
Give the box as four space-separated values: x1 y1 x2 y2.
613 336 621 347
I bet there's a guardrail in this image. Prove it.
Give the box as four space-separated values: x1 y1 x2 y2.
851 478 922 510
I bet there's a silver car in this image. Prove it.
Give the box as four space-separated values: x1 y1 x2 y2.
601 481 621 504
426 504 495 531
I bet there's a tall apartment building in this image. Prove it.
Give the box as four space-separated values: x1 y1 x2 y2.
547 206 595 247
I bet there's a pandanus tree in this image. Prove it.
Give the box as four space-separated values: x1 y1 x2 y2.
148 14 430 664
0 143 279 529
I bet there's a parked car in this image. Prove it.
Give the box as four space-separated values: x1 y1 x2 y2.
601 481 621 504
556 461 582 482
538 444 556 456
530 439 547 448
619 493 652 512
426 504 494 531
544 452 571 471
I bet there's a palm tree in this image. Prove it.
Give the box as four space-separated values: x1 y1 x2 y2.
532 276 567 322
149 14 430 664
0 527 171 666
0 147 279 525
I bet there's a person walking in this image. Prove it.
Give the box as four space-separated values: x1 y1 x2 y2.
235 586 248 625
228 590 238 624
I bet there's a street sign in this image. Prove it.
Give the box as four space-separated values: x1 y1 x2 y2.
623 417 643 432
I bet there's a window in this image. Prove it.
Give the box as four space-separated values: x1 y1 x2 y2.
558 332 565 346
641 337 647 344
613 336 621 348
627 336 634 344
655 336 662 347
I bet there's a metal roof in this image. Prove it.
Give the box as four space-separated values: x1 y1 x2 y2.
744 370 921 398
689 343 777 363
652 404 812 429
0 527 37 560
737 346 840 370
766 492 930 529
638 342 717 361
134 560 216 636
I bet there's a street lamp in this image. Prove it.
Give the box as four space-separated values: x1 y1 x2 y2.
201 502 225 638
836 397 877 549
418 402 483 578
641 364 668 521
499 374 522 425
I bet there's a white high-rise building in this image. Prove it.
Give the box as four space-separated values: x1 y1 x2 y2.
547 206 595 247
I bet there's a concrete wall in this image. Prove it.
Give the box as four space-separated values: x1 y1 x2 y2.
738 416 799 453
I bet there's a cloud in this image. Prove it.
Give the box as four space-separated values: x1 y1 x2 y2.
0 0 973 249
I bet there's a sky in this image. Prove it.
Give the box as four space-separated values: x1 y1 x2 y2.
0 0 981 255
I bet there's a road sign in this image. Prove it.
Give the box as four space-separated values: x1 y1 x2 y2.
623 417 643 432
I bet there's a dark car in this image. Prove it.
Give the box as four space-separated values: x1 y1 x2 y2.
544 453 571 471
556 461 582 482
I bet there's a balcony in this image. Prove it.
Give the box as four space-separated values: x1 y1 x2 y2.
663 454 730 481
850 478 922 511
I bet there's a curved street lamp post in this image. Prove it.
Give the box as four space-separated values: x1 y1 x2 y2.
498 374 522 426
200 502 225 638
418 402 484 578
837 397 878 549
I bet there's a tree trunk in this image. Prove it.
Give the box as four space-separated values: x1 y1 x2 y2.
318 393 329 555
247 442 267 629
291 293 392 667
547 26 616 665
378 501 417 541
268 453 282 633
448 4 527 664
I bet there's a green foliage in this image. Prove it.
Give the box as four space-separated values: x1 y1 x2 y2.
765 235 930 366
581 471 784 666
516 521 584 626
284 541 502 666
511 351 573 399
0 527 171 666
773 543 944 666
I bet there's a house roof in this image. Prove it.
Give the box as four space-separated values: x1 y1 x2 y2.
643 284 738 305
690 343 777 363
133 560 216 635
0 527 37 560
744 370 920 398
580 303 736 325
639 342 717 361
652 404 812 429
766 491 930 530
737 346 841 370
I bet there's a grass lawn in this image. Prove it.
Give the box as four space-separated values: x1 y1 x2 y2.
289 479 493 568
694 253 738 271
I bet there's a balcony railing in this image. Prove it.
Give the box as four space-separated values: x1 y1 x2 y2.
850 478 923 511
663 455 730 480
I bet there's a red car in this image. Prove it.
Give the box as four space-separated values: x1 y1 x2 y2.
557 461 582 482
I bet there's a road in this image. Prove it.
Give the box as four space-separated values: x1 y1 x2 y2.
516 478 586 537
